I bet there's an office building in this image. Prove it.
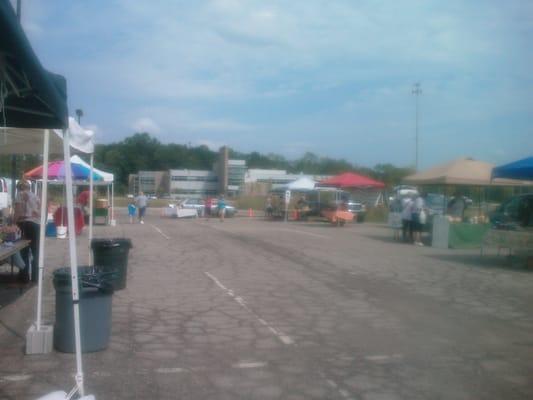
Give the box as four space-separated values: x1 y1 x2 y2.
169 169 218 199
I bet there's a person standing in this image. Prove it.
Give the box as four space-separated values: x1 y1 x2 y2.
77 187 91 223
401 196 414 243
265 196 273 218
389 197 403 241
412 193 426 246
127 199 137 224
204 196 212 218
447 193 466 222
14 180 40 282
217 195 226 222
135 191 148 224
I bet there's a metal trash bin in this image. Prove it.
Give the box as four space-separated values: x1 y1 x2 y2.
53 266 115 353
91 238 132 290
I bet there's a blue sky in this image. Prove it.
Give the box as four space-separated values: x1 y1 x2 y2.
15 0 533 168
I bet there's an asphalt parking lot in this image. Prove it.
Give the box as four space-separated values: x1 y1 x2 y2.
1 213 532 399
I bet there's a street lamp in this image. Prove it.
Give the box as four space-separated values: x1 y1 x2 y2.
412 83 422 171
75 109 84 124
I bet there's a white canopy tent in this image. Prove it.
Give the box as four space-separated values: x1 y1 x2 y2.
281 177 317 191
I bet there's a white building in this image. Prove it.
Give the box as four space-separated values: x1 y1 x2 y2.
169 169 218 199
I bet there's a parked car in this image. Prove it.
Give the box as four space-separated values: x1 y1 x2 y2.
388 185 419 203
490 194 533 229
180 198 205 216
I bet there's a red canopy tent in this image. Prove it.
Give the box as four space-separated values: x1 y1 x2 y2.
318 172 385 188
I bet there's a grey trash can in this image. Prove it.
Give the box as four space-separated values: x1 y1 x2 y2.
91 238 132 290
53 266 114 353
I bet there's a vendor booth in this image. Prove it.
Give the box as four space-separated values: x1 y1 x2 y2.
485 157 533 262
317 172 385 207
404 158 532 249
70 154 115 225
25 154 115 226
269 177 317 220
1 1 94 396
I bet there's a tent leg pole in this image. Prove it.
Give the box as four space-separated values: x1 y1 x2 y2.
63 129 85 397
36 130 49 330
106 185 110 225
111 182 114 222
89 154 94 266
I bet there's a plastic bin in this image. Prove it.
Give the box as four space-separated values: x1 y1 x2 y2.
91 238 132 290
53 266 115 353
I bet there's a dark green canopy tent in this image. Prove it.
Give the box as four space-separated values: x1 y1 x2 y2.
0 0 68 128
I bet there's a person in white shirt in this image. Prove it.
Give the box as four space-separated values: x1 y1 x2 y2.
135 191 148 224
412 193 426 246
14 180 40 282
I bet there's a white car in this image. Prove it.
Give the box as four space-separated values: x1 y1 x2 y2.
180 198 205 216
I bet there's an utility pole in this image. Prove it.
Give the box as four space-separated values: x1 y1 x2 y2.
412 82 422 171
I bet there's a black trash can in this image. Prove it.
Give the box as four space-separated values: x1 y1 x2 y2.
53 266 115 353
91 238 132 290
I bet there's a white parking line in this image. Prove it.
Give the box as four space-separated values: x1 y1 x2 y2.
204 271 294 346
277 228 328 239
150 224 170 240
0 374 32 382
155 367 186 374
233 361 267 369
364 354 403 362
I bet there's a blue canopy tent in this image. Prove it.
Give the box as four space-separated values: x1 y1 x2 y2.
492 157 533 181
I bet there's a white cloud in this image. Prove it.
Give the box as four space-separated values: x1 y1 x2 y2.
132 117 160 134
195 139 225 151
20 0 533 166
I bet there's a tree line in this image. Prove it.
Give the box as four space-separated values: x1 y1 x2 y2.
93 133 415 193
1 132 414 193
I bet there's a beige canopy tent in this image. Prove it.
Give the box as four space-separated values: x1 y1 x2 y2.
404 158 531 186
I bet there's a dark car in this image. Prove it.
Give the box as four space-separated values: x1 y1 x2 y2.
490 194 533 229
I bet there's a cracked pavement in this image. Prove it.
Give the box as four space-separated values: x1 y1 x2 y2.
1 213 532 399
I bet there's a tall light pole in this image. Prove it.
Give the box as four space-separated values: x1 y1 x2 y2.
75 108 83 124
412 83 422 171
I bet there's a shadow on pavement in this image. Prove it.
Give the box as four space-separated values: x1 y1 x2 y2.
361 234 416 245
426 253 533 273
0 273 34 310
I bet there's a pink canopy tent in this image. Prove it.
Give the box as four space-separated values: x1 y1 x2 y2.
318 172 385 189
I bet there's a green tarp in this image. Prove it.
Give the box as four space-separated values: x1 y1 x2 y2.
448 223 490 249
